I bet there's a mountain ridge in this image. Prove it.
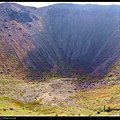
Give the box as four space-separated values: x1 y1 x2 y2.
0 2 120 79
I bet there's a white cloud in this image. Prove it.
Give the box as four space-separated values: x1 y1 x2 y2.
0 2 120 8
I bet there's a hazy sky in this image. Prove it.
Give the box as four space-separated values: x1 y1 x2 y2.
1 2 120 8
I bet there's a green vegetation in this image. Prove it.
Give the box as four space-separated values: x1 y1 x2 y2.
0 95 93 116
71 84 120 116
0 96 38 116
0 55 120 116
0 74 120 116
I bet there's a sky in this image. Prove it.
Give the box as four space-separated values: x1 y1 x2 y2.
0 2 120 8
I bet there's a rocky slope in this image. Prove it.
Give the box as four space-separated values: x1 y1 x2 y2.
0 2 120 78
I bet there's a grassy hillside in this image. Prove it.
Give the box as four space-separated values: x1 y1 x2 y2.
0 75 120 116
73 84 120 116
104 57 120 81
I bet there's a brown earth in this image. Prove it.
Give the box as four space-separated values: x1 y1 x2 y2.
1 77 120 108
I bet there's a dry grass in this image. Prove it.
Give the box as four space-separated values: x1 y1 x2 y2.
0 96 38 116
71 84 120 115
0 74 120 116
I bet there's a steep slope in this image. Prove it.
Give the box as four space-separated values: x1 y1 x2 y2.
0 2 120 78
37 4 120 74
0 3 41 79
